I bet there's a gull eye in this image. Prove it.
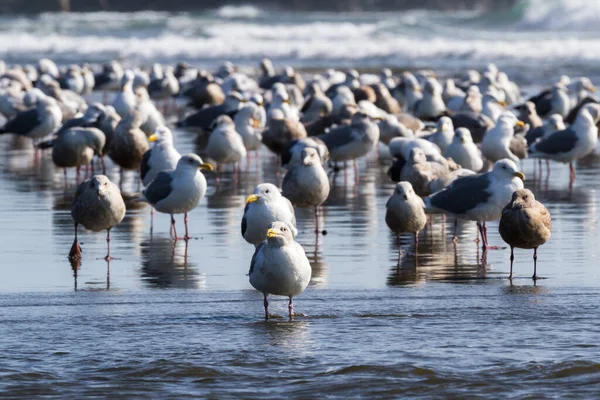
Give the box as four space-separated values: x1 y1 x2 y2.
104 182 107 186
281 227 287 232
265 189 270 193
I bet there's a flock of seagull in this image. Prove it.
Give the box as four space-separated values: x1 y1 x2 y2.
0 57 597 319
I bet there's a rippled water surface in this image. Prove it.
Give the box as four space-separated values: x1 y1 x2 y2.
1 101 600 397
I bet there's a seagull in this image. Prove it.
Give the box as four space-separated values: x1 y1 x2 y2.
481 113 525 164
41 127 106 181
205 115 247 171
413 78 446 120
69 175 126 261
248 221 312 321
242 183 298 246
319 111 379 172
112 70 137 118
107 111 149 175
0 93 62 141
141 154 212 240
234 102 263 153
282 148 330 233
529 107 598 184
499 189 552 280
525 114 565 146
427 116 454 153
385 181 427 263
262 109 307 155
444 128 483 172
140 126 181 187
425 159 525 250
281 137 329 168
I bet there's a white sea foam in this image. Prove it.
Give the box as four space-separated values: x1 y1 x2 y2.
517 0 600 31
214 5 263 19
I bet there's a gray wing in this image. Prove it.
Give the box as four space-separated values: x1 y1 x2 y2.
248 242 266 274
0 108 41 135
532 128 578 155
525 126 544 146
319 124 354 151
177 104 225 129
281 167 299 195
282 196 297 228
140 149 152 182
429 173 492 215
142 171 173 204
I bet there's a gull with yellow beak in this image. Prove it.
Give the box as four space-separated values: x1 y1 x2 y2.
425 159 525 251
248 221 311 320
242 183 297 246
141 154 212 241
140 126 181 187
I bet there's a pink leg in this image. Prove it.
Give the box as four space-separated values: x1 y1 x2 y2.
184 212 191 241
68 223 82 259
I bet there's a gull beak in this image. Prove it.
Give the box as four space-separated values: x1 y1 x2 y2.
513 171 525 181
246 194 259 204
200 162 213 171
590 86 597 93
498 100 507 107
461 137 466 143
148 133 159 142
283 98 290 104
516 120 525 128
267 228 278 238
257 101 264 106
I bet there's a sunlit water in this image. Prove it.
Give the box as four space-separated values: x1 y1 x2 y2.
1 92 600 396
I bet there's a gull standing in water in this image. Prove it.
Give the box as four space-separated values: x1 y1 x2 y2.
242 183 298 246
205 115 247 176
69 175 126 261
499 189 552 280
529 107 598 185
282 148 330 234
141 154 212 240
248 221 312 320
425 159 525 250
385 182 427 263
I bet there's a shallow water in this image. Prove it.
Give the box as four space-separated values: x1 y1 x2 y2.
1 108 600 397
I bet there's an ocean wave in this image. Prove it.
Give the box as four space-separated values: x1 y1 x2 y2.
214 5 263 19
515 0 600 31
1 31 599 70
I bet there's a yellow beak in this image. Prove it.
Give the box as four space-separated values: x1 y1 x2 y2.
267 228 278 238
246 194 259 203
283 99 290 104
513 171 525 181
590 86 597 93
200 162 213 171
516 120 525 127
461 137 466 143
498 100 507 107
148 134 158 142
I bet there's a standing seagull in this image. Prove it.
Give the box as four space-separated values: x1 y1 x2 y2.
481 114 524 164
425 159 525 250
0 94 62 141
444 128 483 172
499 189 551 280
69 175 126 261
205 115 247 173
319 111 379 177
385 182 427 263
242 183 298 246
140 126 181 187
282 148 330 233
141 154 212 240
529 107 598 185
248 221 312 320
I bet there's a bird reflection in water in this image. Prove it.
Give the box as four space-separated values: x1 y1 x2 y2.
140 237 202 289
68 256 111 291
